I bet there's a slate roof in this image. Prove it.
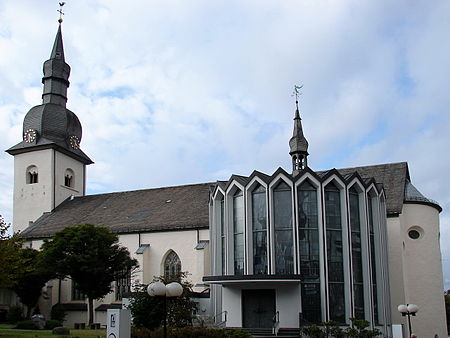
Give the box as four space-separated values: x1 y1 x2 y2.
21 183 214 239
21 161 437 240
330 161 410 216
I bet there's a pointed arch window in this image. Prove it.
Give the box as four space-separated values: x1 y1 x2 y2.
368 194 379 324
220 197 226 275
273 181 293 274
349 186 364 319
26 166 38 184
164 251 181 280
298 180 321 323
252 184 267 274
233 190 244 275
325 182 345 323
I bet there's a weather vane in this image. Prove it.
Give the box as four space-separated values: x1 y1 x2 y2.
292 84 303 109
57 2 66 23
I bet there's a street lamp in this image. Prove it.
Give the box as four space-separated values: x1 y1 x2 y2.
397 303 419 338
147 281 183 338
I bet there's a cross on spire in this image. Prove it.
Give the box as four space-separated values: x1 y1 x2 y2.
57 2 66 23
292 84 303 110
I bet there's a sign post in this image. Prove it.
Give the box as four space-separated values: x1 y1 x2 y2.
106 309 131 338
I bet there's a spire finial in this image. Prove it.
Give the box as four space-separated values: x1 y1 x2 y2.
292 84 303 111
57 2 66 23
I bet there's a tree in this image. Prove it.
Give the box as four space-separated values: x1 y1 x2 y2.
39 224 138 325
129 273 196 330
0 215 29 289
444 290 450 334
13 248 53 318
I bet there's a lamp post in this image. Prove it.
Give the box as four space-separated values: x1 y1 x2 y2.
147 281 183 338
397 303 419 338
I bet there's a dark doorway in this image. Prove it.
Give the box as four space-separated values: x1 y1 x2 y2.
242 289 276 328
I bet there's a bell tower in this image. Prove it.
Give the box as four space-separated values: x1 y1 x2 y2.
6 22 93 233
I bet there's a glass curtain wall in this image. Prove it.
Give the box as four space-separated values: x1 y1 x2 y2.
274 181 294 274
298 180 321 323
325 182 346 323
252 184 267 274
368 196 379 324
349 187 364 319
233 190 245 275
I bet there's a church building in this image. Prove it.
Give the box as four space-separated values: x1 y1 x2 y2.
4 23 447 337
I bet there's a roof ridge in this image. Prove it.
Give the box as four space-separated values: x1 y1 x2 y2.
75 181 216 200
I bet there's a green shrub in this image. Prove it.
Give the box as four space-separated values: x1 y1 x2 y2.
6 306 23 324
225 328 252 337
51 303 66 323
14 320 35 329
45 319 62 329
129 275 196 330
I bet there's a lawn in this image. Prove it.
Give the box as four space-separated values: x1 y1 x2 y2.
0 325 105 338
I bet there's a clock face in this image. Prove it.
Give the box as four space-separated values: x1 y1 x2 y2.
69 135 80 150
23 128 37 143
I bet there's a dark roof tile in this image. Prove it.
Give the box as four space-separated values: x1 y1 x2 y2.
21 182 214 239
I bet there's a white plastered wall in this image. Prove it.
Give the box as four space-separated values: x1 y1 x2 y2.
13 149 85 233
30 228 210 326
221 283 301 328
398 203 447 338
54 151 85 207
13 150 54 233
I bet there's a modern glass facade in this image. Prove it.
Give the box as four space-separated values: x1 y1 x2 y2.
298 180 321 323
211 172 387 328
274 181 294 274
233 190 244 275
325 182 345 323
349 187 364 319
252 184 267 274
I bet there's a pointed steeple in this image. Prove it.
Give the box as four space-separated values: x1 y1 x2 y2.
50 24 65 61
42 23 71 106
289 89 309 174
6 22 92 165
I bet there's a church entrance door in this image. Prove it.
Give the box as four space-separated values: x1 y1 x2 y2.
242 289 276 328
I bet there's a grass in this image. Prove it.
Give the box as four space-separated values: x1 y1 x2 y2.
0 326 106 338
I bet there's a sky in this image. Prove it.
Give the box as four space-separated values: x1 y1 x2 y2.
0 0 450 288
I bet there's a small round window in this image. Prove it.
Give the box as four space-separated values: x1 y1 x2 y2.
408 230 420 239
408 226 423 240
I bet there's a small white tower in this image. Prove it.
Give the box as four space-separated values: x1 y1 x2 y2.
6 23 93 233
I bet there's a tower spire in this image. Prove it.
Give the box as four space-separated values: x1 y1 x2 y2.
42 7 70 107
289 85 309 174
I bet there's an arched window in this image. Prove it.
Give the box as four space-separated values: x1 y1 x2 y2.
273 181 293 274
64 168 74 188
26 166 38 184
164 251 181 280
325 181 345 323
298 180 321 323
252 184 267 274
